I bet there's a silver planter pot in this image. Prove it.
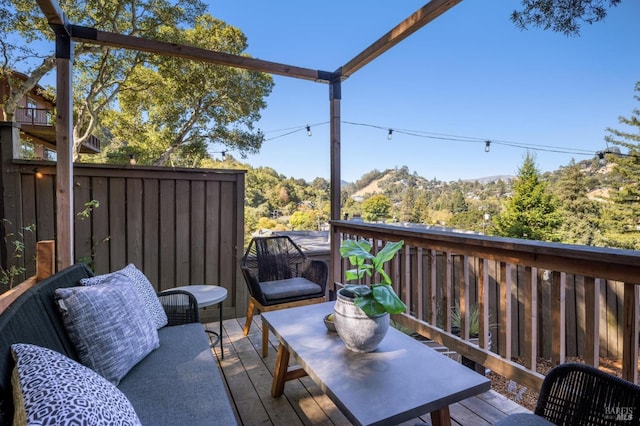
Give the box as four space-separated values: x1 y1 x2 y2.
333 288 389 353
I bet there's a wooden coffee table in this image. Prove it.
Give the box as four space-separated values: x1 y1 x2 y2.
262 301 490 426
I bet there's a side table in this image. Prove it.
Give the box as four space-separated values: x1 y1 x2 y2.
167 285 228 359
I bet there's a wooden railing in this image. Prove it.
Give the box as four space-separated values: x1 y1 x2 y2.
15 107 54 126
0 241 55 315
14 107 101 152
329 221 640 392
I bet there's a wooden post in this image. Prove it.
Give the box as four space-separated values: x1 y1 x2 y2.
55 33 75 269
584 276 600 367
329 79 342 290
499 263 512 360
36 240 56 280
622 282 638 383
443 252 452 332
551 271 566 365
524 266 537 371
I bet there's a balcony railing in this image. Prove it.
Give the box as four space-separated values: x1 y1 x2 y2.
329 220 640 392
14 107 101 153
15 107 54 126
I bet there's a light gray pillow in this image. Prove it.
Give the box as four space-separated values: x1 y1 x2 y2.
55 275 159 385
81 264 168 329
11 343 141 426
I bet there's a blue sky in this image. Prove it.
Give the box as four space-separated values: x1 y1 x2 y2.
208 0 640 183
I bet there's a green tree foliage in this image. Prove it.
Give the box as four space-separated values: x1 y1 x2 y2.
289 210 320 231
493 153 561 240
362 194 391 222
552 159 602 245
511 0 622 36
1 0 207 158
93 15 273 166
599 82 640 248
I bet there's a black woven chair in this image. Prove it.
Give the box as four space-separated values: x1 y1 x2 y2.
157 290 200 326
241 235 328 356
495 362 640 425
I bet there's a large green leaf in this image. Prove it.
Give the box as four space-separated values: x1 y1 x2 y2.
371 284 406 314
354 295 386 316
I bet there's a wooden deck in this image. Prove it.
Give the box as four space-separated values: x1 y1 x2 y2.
205 315 531 425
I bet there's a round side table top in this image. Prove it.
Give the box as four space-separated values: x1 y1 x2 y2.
169 284 227 308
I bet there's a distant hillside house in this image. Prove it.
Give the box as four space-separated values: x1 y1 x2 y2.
0 71 101 159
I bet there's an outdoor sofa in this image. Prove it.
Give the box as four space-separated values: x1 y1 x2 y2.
0 262 238 425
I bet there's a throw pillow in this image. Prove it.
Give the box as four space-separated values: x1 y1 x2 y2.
81 263 168 329
11 343 141 426
55 275 159 385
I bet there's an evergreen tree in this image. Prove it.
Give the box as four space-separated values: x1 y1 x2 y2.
493 153 561 241
600 82 640 248
553 159 601 245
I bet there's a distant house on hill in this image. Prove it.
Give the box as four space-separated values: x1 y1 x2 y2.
0 71 101 159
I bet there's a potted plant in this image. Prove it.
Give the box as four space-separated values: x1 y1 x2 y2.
333 238 406 352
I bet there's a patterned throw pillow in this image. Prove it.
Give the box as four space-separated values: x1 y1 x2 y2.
81 264 168 329
55 275 159 385
11 343 141 426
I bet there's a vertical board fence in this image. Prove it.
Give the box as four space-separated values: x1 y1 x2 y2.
0 159 246 321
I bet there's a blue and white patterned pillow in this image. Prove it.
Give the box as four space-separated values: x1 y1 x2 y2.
55 276 159 385
81 264 168 329
11 343 141 426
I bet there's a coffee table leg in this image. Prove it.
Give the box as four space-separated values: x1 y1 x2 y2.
430 406 451 426
271 343 290 397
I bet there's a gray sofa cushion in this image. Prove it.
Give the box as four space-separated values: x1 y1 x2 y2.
118 323 237 426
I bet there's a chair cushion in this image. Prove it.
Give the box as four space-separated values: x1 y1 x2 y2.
11 343 141 426
493 413 555 425
81 263 168 329
259 277 322 301
55 275 159 385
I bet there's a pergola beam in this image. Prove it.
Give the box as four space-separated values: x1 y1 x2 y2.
69 25 336 83
340 0 462 78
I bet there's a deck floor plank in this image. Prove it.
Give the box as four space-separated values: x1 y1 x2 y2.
209 316 529 425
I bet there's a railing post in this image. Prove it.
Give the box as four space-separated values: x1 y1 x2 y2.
622 282 639 383
551 271 566 365
524 266 538 371
584 276 600 367
459 256 469 339
499 262 512 360
443 252 452 332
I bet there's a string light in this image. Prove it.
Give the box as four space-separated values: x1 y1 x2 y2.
128 154 136 165
258 120 608 159
306 125 312 137
34 168 43 179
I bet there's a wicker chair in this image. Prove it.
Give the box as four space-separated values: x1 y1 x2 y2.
495 362 640 425
241 236 328 356
157 290 200 326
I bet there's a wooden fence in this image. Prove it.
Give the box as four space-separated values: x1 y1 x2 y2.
0 151 247 320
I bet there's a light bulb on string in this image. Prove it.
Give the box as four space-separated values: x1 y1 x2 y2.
387 129 393 140
484 140 491 153
306 125 312 137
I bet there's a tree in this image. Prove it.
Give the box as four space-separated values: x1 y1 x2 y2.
512 0 622 36
599 82 640 248
2 0 208 157
2 1 272 163
362 194 391 222
289 210 319 231
493 153 561 241
95 14 273 166
553 159 602 245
